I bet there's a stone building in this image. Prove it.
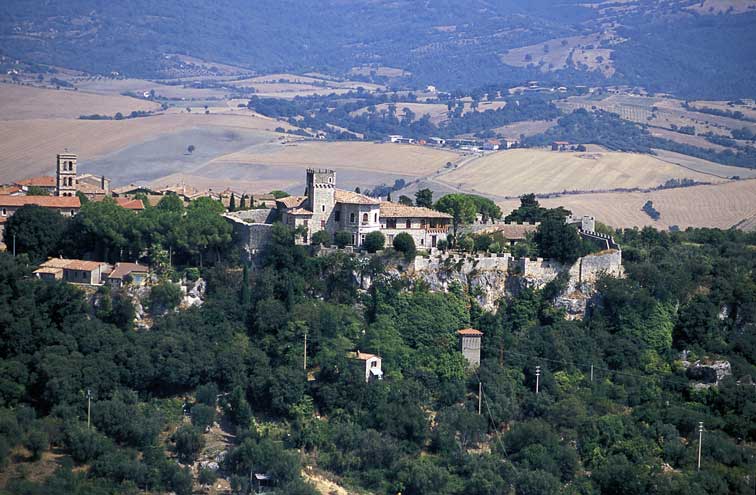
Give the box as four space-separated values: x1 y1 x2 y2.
34 258 112 285
457 328 483 368
379 202 452 249
276 169 451 248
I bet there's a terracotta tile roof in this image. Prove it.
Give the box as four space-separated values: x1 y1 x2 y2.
0 196 80 208
457 328 483 336
112 184 155 195
109 262 148 280
379 201 452 219
0 185 22 195
15 176 56 187
351 351 379 361
334 189 380 205
33 266 63 275
277 195 307 209
115 198 145 210
39 258 109 272
288 207 313 215
482 223 538 240
77 183 107 195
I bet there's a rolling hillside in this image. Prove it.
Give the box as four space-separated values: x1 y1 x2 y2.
1 1 755 98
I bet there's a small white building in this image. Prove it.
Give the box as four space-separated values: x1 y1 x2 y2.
350 351 383 383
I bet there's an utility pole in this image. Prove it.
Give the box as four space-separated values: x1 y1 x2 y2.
590 364 594 383
478 382 482 415
697 422 704 471
86 389 93 429
535 366 541 395
303 331 308 371
12 234 16 257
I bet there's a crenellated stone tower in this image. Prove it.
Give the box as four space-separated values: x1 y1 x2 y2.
56 152 77 197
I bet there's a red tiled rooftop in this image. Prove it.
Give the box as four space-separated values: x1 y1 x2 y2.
0 196 80 208
15 176 56 188
457 328 483 336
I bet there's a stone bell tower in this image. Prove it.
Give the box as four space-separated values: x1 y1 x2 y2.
56 152 77 197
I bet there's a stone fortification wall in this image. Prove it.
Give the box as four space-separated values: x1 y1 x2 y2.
223 212 275 262
411 250 622 312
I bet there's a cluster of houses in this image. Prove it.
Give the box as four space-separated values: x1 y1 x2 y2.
34 258 149 287
0 152 277 250
226 168 458 258
0 153 145 249
387 134 519 152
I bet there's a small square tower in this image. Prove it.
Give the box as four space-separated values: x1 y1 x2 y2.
56 152 77 197
306 168 335 214
457 328 483 368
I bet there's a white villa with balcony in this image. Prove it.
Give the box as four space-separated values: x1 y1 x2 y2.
276 169 451 248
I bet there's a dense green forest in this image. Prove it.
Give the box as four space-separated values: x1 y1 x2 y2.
1 192 755 494
1 1 755 98
248 91 561 141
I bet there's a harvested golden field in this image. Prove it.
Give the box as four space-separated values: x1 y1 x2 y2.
0 113 288 182
500 33 616 76
652 149 756 178
686 0 756 14
437 149 727 198
70 77 231 99
497 180 756 231
0 83 160 120
209 141 460 176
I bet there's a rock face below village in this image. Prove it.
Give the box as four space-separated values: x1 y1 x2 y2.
410 250 623 315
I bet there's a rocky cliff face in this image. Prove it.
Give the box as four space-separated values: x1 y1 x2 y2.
409 250 623 315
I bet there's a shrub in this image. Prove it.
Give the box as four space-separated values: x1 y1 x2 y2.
199 467 218 486
311 230 330 246
64 425 113 464
459 237 475 253
24 429 48 461
436 239 448 252
334 231 352 248
191 404 216 430
149 281 182 313
489 242 502 254
393 233 416 259
172 426 204 463
184 267 200 281
196 383 219 407
363 231 385 253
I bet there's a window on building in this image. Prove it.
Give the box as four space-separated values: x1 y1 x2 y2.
350 213 355 223
371 361 378 368
374 213 378 223
362 213 368 223
405 219 411 229
321 205 326 212
321 220 325 228
351 234 357 245
387 218 396 228
335 210 341 222
1 208 6 216
420 238 424 246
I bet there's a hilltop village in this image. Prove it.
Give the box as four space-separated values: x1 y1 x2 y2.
1 152 754 495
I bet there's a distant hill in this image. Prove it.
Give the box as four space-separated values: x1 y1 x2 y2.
1 0 755 98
